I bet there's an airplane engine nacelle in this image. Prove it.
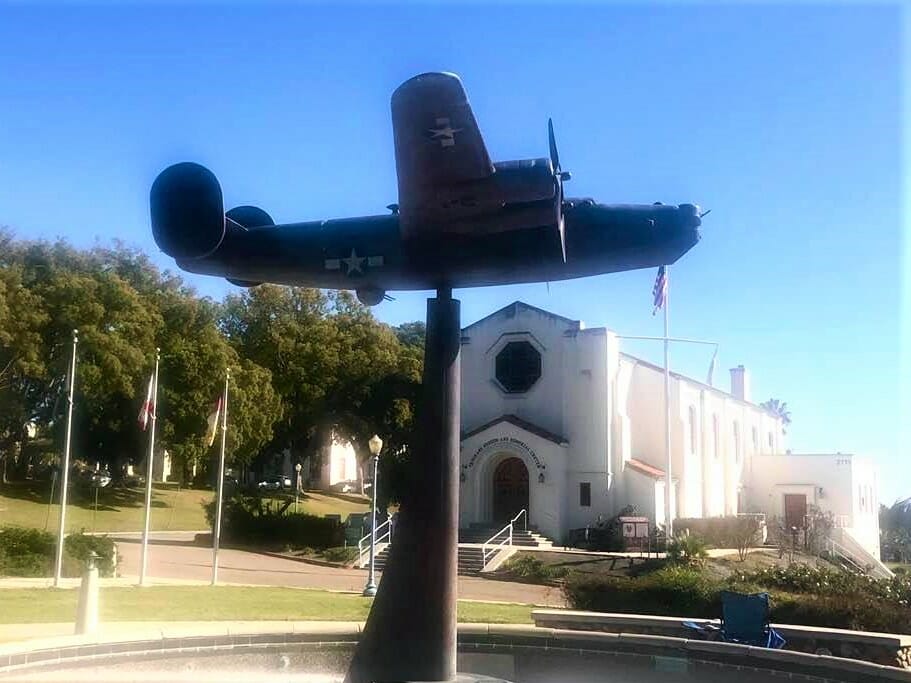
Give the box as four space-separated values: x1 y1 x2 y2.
150 162 226 260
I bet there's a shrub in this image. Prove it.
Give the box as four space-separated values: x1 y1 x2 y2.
564 566 721 617
204 495 343 550
666 531 709 566
675 516 763 557
64 532 117 577
771 592 911 633
502 554 568 582
731 564 911 608
0 526 116 578
563 566 911 634
322 546 359 564
0 526 56 558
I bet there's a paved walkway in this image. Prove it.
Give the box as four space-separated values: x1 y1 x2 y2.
0 534 564 608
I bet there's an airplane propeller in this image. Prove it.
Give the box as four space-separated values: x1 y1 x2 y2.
548 118 571 262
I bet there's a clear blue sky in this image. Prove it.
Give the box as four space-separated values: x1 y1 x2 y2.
0 3 906 503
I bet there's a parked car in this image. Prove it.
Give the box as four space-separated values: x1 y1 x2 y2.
90 470 112 488
257 475 291 491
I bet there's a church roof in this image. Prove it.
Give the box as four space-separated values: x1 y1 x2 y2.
461 414 568 445
462 301 582 333
626 458 666 479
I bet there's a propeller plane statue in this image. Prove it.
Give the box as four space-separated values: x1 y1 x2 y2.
150 72 702 304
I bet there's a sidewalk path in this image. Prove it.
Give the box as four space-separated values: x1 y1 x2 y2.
0 535 565 608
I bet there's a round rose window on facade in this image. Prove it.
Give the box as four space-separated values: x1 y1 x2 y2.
495 341 542 393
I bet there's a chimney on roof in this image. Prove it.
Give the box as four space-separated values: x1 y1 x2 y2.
730 365 751 402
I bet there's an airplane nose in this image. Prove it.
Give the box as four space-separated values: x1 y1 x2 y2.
679 203 702 227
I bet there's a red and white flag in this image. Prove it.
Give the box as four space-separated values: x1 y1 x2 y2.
205 397 222 447
137 374 155 431
652 265 668 315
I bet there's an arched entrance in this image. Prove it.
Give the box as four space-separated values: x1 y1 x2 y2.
493 457 529 523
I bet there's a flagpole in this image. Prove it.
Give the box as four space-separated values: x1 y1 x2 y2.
139 348 160 587
53 329 78 587
663 268 673 541
211 367 229 586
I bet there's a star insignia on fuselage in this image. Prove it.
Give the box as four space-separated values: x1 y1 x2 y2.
324 249 384 277
342 248 366 275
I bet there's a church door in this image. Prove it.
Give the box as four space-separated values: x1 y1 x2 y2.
493 457 529 523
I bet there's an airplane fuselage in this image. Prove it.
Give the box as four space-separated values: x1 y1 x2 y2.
177 200 700 292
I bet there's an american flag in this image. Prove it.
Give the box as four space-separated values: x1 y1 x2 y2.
652 265 668 315
137 374 155 431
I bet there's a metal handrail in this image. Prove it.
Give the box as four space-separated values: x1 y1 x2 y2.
823 536 864 573
481 523 512 567
358 518 391 567
511 508 527 532
481 509 527 567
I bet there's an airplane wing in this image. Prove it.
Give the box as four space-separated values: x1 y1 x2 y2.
391 72 495 237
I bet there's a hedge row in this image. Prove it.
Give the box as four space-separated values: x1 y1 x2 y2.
0 526 117 578
563 566 911 634
204 495 343 550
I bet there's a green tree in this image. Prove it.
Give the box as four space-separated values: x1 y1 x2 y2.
219 287 423 497
0 235 50 480
0 234 280 483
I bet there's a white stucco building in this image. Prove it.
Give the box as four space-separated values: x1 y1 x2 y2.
458 302 885 571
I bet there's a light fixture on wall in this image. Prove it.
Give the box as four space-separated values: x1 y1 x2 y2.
538 472 545 484
460 471 466 483
817 487 825 498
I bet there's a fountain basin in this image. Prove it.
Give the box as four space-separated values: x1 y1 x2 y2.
1 622 908 682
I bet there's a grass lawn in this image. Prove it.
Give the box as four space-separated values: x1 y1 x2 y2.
886 562 911 572
0 586 531 625
262 491 370 518
0 484 369 534
0 483 213 533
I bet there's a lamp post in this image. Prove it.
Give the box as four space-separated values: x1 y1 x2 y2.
294 462 302 512
363 434 382 597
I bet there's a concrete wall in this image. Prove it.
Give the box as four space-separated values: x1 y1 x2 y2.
459 421 568 541
619 354 785 521
319 437 358 488
460 304 577 442
743 453 881 559
457 302 878 558
848 456 881 559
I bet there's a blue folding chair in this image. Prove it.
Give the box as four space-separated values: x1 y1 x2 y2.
683 591 786 649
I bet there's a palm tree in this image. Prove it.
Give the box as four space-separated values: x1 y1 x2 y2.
760 398 792 434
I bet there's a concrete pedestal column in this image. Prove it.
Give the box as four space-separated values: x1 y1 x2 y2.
75 552 99 635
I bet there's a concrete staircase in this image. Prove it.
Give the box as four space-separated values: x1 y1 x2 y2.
363 525 555 577
367 545 486 576
459 524 555 549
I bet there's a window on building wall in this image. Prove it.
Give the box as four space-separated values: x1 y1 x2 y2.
859 485 865 513
495 341 542 393
688 406 697 454
712 415 720 459
579 482 591 507
768 432 774 449
752 426 759 453
733 421 741 463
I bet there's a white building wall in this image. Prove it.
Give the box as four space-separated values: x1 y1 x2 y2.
743 453 881 559
849 457 881 559
459 423 568 541
621 355 783 522
320 437 358 488
455 302 878 566
561 328 614 529
460 304 575 441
